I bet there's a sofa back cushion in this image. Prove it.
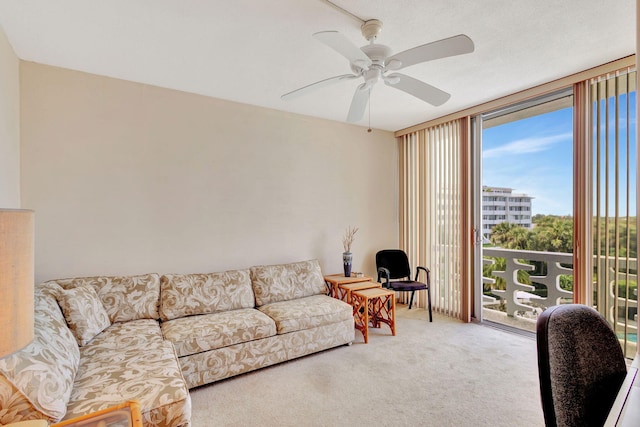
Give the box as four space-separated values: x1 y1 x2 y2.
160 270 254 321
0 283 80 423
50 273 161 323
250 259 327 307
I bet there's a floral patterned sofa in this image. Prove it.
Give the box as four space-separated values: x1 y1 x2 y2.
0 259 354 426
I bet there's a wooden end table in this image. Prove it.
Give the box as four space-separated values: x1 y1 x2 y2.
323 274 372 298
338 281 381 305
351 288 396 344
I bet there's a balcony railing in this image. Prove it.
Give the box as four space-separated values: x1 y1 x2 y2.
482 247 637 356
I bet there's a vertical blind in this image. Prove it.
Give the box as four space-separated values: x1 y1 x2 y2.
591 68 637 357
398 119 468 319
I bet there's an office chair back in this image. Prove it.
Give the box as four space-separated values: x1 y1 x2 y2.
536 304 627 427
375 249 412 280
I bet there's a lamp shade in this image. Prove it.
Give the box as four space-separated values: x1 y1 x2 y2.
0 209 35 357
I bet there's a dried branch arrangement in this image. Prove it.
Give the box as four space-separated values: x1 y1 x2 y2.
342 226 359 252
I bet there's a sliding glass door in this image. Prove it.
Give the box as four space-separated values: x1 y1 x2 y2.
475 90 575 332
472 68 637 358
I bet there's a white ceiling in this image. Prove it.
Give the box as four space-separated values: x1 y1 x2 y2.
0 0 635 131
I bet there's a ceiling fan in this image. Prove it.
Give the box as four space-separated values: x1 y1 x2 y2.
281 19 474 123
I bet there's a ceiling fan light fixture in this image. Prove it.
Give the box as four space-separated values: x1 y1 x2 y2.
364 68 382 85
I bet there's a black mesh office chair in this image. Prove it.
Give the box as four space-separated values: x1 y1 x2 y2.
375 249 432 321
536 304 627 427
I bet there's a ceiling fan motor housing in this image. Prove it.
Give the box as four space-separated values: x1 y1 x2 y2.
361 44 393 62
351 43 393 75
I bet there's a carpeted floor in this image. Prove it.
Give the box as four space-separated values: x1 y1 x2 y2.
189 306 545 426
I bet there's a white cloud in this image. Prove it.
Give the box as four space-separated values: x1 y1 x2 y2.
483 132 572 159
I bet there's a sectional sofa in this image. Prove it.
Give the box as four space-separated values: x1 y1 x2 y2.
0 259 354 426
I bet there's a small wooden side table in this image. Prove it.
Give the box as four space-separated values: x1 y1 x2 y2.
338 281 381 305
351 288 396 344
323 274 372 298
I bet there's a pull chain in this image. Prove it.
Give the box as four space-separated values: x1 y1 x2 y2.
367 88 372 133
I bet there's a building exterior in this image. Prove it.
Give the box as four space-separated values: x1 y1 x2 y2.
482 186 533 239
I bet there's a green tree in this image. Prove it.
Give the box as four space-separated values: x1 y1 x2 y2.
529 215 573 253
490 222 532 249
490 216 574 253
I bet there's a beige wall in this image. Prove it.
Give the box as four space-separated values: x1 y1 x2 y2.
20 62 398 283
0 25 20 207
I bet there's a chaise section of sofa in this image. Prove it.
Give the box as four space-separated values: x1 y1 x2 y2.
62 319 191 426
0 276 192 427
47 274 192 427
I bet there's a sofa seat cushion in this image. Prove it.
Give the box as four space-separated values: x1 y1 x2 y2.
64 322 191 427
80 319 165 358
258 294 353 334
161 309 277 357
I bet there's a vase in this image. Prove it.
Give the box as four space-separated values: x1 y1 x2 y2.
343 252 353 277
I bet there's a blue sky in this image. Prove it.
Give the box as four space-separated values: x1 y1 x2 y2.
482 100 637 217
483 107 575 216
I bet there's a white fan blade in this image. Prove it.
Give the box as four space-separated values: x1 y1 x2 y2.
281 74 358 100
347 83 370 123
313 31 372 68
385 73 450 106
387 34 474 70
